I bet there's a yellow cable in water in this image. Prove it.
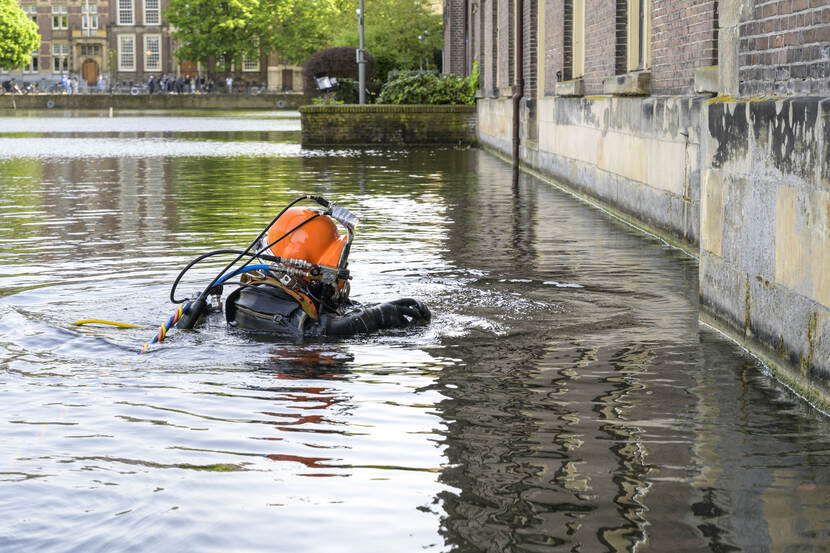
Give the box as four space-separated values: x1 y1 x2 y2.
71 319 148 329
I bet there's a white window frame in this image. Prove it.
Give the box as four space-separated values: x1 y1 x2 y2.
143 34 161 72
118 34 136 71
52 5 68 29
23 5 37 23
24 51 39 73
118 0 134 25
243 56 260 72
82 4 99 30
52 43 69 73
144 0 160 25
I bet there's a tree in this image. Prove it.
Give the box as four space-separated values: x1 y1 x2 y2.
331 0 441 81
166 0 263 72
0 0 40 70
165 0 339 72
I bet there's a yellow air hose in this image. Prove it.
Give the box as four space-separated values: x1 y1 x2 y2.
71 319 149 329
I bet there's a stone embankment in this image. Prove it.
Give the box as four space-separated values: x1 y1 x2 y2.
0 93 308 111
478 94 830 408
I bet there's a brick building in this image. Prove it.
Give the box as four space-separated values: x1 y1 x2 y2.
2 0 301 91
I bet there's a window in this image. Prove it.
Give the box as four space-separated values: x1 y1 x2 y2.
82 4 99 30
119 35 135 71
144 0 160 25
81 45 101 56
22 5 37 23
562 0 585 80
24 51 39 73
618 0 650 72
243 56 260 72
52 5 68 29
53 43 69 72
242 39 260 72
118 0 134 25
144 34 161 71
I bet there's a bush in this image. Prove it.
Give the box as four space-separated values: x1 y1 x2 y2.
377 70 477 105
302 47 377 97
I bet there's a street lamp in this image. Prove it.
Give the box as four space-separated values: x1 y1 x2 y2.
357 4 366 104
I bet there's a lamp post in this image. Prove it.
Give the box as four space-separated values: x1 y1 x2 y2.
357 2 366 104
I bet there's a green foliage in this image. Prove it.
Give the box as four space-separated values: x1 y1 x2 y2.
302 47 376 96
0 0 40 70
470 60 480 97
330 0 441 80
377 71 477 105
165 0 339 70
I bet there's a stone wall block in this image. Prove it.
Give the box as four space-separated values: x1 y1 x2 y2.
821 99 830 189
700 253 746 332
707 101 751 174
720 175 777 276
718 24 740 96
749 98 820 186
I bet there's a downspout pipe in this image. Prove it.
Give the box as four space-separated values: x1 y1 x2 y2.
512 0 524 167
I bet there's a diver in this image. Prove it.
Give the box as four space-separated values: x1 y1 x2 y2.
169 195 431 340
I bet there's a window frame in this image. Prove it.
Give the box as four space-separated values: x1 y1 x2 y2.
626 0 651 71
118 34 136 71
52 5 68 29
118 0 134 25
82 4 99 30
143 34 162 72
144 0 160 25
24 51 39 73
52 43 69 73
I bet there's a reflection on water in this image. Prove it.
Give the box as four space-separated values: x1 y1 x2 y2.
1 112 829 552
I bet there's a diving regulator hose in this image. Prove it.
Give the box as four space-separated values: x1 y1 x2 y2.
137 195 348 355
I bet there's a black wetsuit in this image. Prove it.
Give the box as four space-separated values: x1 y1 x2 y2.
224 281 430 337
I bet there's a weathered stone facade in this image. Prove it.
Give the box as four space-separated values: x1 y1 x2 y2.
446 0 830 404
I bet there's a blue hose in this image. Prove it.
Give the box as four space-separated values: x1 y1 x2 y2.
214 264 272 286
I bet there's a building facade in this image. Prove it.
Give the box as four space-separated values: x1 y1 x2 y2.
446 0 830 405
2 0 303 91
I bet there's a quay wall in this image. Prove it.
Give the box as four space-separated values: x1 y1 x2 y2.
300 104 477 147
478 94 830 405
0 93 308 111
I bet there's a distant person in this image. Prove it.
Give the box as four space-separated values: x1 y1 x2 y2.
60 74 68 94
66 77 73 95
226 76 232 94
72 76 79 94
96 74 103 93
160 76 167 94
148 75 155 94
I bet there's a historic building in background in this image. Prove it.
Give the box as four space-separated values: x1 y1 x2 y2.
445 0 830 407
3 0 303 92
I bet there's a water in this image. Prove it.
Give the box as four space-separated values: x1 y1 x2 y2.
1 111 829 553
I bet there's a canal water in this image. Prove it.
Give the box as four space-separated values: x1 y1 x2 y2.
1 111 829 553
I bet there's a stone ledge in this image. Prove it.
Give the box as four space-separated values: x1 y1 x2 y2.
695 65 719 94
300 104 476 114
555 78 585 97
602 71 651 96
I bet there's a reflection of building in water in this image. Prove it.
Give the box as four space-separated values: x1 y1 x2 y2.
36 157 178 259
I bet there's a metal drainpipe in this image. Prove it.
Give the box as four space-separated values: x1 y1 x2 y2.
512 0 524 167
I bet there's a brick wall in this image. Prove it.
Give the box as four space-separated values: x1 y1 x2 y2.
739 0 830 95
523 0 539 97
444 0 467 75
498 0 514 90
584 0 618 93
300 105 477 146
544 0 564 94
650 0 718 94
